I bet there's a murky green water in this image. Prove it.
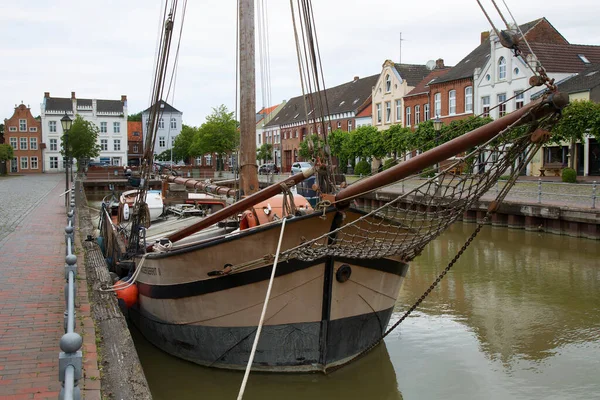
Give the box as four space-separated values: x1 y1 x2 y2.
130 223 600 399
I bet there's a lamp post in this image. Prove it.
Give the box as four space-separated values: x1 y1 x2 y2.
433 115 443 171
61 113 73 206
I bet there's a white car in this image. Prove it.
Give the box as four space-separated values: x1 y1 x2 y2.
290 162 313 175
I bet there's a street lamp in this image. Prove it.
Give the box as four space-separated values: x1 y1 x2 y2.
433 115 442 171
61 113 73 206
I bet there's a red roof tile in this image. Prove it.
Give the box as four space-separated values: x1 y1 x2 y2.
405 68 452 97
524 43 600 73
128 121 142 141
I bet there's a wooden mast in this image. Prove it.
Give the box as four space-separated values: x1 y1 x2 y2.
238 0 259 196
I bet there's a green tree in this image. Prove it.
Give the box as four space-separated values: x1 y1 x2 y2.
551 100 600 168
0 143 14 175
191 105 239 170
298 134 324 160
173 124 199 163
61 115 101 170
257 143 273 163
128 112 142 122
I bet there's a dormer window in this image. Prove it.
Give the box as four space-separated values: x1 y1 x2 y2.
498 57 506 80
385 74 391 92
578 54 590 64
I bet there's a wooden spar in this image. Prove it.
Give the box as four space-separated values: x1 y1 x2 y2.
167 176 237 197
150 168 314 249
335 92 569 205
238 0 259 196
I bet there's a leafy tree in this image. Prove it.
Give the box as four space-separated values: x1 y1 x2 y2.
191 105 239 170
257 143 273 163
61 115 101 170
155 149 184 163
298 134 324 160
551 100 600 168
128 112 142 122
173 124 199 163
0 143 14 175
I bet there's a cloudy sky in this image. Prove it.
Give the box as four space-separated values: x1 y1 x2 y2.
2 0 599 127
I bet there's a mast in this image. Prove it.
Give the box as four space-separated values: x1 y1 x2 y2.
239 0 259 196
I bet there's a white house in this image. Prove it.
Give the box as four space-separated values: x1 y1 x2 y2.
141 100 182 157
40 91 128 172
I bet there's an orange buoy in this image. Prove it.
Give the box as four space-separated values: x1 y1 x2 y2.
115 281 138 308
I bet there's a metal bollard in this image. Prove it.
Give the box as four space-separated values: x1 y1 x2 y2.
537 179 542 204
593 181 597 209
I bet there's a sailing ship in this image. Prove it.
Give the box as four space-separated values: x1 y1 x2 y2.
99 1 569 372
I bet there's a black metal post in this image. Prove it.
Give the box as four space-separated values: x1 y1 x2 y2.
65 131 69 207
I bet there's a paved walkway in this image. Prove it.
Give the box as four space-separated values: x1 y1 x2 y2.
0 174 100 399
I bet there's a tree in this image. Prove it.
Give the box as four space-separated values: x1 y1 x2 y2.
298 134 324 160
0 143 14 175
191 105 239 170
173 124 199 163
551 100 600 168
128 112 142 122
61 115 101 170
257 143 273 163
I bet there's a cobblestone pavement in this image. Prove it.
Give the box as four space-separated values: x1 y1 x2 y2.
0 173 100 399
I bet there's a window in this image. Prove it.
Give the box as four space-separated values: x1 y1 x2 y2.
395 100 401 122
295 130 298 138
9 126 17 132
448 90 456 115
19 138 27 150
49 121 56 133
133 144 139 153
29 127 37 132
415 105 420 125
337 121 341 129
9 138 17 148
515 91 524 110
114 139 121 151
159 137 165 147
498 57 506 80
258 134 261 144
50 157 58 169
100 139 108 151
385 74 391 92
376 103 382 124
205 154 212 166
385 101 391 123
347 120 352 132
465 86 473 113
158 118 164 129
498 93 507 117
482 96 490 117
406 107 411 127
113 122 120 133
171 137 175 146
19 119 26 131
434 93 441 117
100 122 107 133
20 157 28 169
30 137 37 150
31 157 38 169
170 118 177 129
424 104 430 121
11 157 17 173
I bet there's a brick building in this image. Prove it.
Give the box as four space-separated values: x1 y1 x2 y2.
127 121 143 166
403 60 451 128
4 104 43 174
266 75 378 172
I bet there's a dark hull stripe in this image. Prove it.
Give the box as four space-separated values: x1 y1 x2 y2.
128 305 395 372
137 256 407 299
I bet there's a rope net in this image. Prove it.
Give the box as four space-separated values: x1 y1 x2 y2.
282 116 551 264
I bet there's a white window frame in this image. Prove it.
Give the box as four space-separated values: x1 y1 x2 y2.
29 127 37 132
434 93 441 117
19 119 26 132
100 139 108 151
50 138 58 151
20 157 28 169
159 137 166 147
30 137 37 150
406 106 411 127
158 118 165 129
20 137 27 150
498 93 507 117
385 74 391 93
133 144 139 153
9 137 17 148
170 117 177 129
347 120 352 132
385 101 391 123
424 104 430 121
482 96 490 117
113 122 120 133
498 57 506 80
31 157 38 170
50 156 58 169
49 121 56 133
515 91 524 110
395 100 402 122
376 103 382 124
449 90 456 115
114 139 121 151
465 86 473 113
415 105 420 125
9 126 17 132
100 122 107 133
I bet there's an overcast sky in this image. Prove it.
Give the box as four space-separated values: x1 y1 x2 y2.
2 0 599 127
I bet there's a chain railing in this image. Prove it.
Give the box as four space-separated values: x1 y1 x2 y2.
59 188 82 400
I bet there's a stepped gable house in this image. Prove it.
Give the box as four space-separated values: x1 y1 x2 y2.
267 74 378 172
40 92 128 171
4 103 43 174
372 61 431 129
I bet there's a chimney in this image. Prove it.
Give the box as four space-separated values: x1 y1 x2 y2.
481 31 490 44
353 76 360 82
44 92 50 98
71 91 76 99
435 59 445 69
121 95 127 102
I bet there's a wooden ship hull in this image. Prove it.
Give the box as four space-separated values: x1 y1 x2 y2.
129 208 409 372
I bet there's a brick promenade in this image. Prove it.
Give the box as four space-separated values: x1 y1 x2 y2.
0 174 100 400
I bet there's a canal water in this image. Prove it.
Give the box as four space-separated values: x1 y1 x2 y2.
127 222 599 399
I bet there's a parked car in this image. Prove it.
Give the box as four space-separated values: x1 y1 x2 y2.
258 163 279 174
88 161 110 167
290 162 313 175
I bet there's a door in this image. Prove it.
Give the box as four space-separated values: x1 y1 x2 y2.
284 150 292 172
10 157 18 173
589 139 600 176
